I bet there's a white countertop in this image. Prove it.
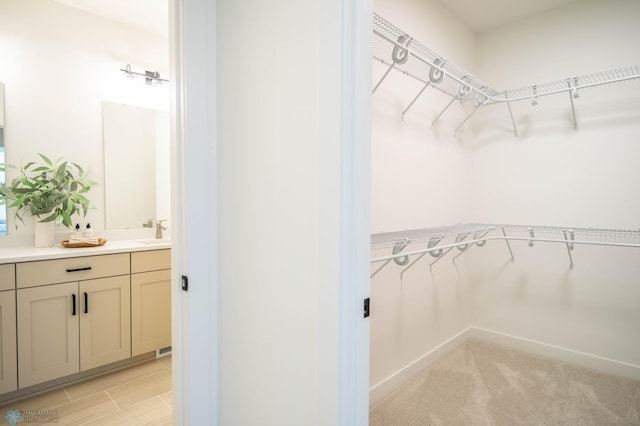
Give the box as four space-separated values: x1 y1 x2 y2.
0 238 171 264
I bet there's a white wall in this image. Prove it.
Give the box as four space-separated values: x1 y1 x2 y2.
0 0 168 238
468 0 640 368
370 0 478 400
371 0 476 232
216 1 320 417
370 0 640 402
216 0 370 423
471 0 640 228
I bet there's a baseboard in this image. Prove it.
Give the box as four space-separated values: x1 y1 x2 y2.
369 326 640 406
469 327 640 381
369 327 473 405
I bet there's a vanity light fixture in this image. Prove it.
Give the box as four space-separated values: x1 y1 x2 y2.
120 64 169 85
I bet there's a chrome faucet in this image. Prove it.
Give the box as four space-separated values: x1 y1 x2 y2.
155 220 167 239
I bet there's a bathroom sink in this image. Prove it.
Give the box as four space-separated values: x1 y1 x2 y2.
137 239 171 245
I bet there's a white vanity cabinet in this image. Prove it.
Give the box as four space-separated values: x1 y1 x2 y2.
131 249 171 356
16 254 131 388
0 264 17 393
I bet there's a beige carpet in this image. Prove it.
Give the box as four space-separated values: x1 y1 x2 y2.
370 340 640 425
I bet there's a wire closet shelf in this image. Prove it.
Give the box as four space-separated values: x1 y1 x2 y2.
370 224 640 277
373 13 640 133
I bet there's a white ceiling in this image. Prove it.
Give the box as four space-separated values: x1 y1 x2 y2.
51 0 168 38
437 0 586 32
52 0 585 37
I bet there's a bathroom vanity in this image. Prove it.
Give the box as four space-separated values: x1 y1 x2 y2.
0 241 171 400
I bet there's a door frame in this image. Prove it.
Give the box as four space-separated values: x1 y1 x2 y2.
170 0 219 423
169 0 372 423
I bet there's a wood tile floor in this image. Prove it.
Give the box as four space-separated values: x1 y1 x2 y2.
0 357 172 425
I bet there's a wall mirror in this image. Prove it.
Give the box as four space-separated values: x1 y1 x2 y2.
102 101 170 230
0 82 6 236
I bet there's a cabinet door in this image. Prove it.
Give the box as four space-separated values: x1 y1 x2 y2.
79 275 131 371
17 282 79 388
131 269 171 356
0 264 15 291
0 290 17 393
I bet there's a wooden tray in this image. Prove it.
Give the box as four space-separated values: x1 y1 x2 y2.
61 237 107 248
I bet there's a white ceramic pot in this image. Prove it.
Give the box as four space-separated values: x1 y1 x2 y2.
34 220 55 247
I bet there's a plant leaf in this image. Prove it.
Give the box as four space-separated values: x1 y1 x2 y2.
40 212 58 222
71 162 84 175
38 153 53 166
61 209 72 226
0 154 94 229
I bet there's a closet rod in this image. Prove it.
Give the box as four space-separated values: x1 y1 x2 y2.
371 235 640 264
371 224 494 251
491 69 640 104
373 29 490 101
374 27 640 106
373 56 459 100
373 13 640 111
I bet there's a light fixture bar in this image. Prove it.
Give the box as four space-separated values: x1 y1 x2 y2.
120 64 169 84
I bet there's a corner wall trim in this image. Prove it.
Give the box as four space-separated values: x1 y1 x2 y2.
469 327 640 381
369 327 473 405
369 326 640 406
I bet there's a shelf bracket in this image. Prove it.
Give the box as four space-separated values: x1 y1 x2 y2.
392 239 410 265
370 238 410 278
505 92 518 137
370 259 392 279
430 233 468 269
453 107 480 135
433 76 473 129
452 231 488 262
429 247 455 270
402 81 432 120
400 235 443 279
402 57 447 119
452 244 470 262
373 34 411 94
502 227 515 263
528 227 535 247
400 252 426 279
455 233 470 251
474 231 490 247
372 62 396 94
431 97 456 128
428 235 445 258
563 229 575 270
567 79 578 130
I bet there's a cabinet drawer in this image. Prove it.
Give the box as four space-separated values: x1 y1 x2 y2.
0 264 15 291
17 253 130 289
131 249 171 273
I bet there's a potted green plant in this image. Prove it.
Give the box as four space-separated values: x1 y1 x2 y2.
0 153 96 246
